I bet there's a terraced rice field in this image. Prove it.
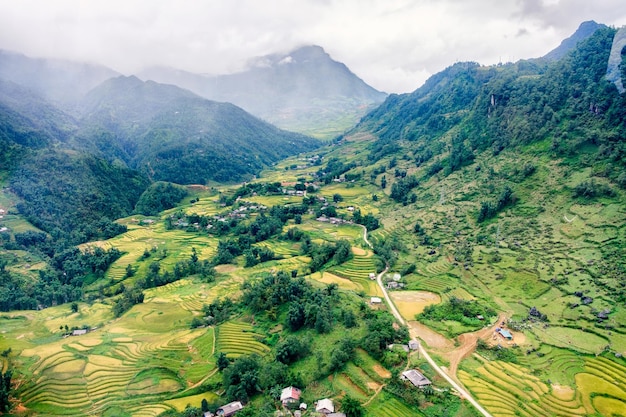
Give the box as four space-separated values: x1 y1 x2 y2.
85 224 219 283
216 321 270 358
408 275 454 294
16 305 216 417
366 395 423 417
459 356 626 417
330 250 382 296
255 240 300 257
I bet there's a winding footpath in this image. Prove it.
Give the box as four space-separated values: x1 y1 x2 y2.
361 226 493 417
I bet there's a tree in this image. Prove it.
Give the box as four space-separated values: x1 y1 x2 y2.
71 302 79 313
333 193 343 203
0 368 11 413
217 352 230 371
342 395 364 417
201 398 209 412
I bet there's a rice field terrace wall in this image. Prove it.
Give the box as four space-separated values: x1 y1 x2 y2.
329 249 382 296
459 355 626 417
16 325 217 416
215 321 270 358
366 393 424 417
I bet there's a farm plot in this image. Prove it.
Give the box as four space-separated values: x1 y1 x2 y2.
460 356 626 417
330 250 381 296
216 321 270 358
366 394 423 417
390 291 441 319
406 275 454 294
17 322 215 416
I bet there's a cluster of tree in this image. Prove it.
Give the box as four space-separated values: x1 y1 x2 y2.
573 179 616 199
111 287 144 317
445 133 474 174
371 237 405 271
361 310 409 360
477 185 516 223
218 182 283 206
244 246 276 267
221 354 301 402
0 367 11 414
134 181 188 215
328 337 357 372
352 209 380 231
390 175 419 205
275 335 311 365
315 157 356 184
413 222 435 246
302 238 353 273
197 298 237 326
0 245 121 311
241 271 338 334
418 297 497 327
133 250 215 291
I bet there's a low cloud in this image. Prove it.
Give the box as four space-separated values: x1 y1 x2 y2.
0 0 625 93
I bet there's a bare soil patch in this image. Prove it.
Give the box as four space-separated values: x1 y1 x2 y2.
446 313 511 379
372 364 391 379
367 381 381 390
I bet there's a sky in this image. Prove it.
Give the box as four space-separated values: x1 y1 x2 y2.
1 0 626 94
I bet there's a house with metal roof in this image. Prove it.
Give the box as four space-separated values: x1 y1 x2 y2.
401 369 431 388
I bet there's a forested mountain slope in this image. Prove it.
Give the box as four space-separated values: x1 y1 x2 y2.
74 75 321 184
358 26 625 186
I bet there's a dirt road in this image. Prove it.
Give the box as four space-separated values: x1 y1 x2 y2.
446 313 508 379
361 226 494 417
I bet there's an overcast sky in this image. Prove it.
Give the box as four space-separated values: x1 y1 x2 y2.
1 0 626 93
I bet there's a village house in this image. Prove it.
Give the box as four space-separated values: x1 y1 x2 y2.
72 329 88 336
370 297 382 305
369 272 376 280
401 369 432 388
280 386 302 406
408 339 419 350
315 398 334 414
496 328 513 340
215 401 243 417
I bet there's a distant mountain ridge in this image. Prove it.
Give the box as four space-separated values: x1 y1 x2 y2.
139 45 388 138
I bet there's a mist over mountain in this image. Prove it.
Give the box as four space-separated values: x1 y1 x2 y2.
0 50 119 111
139 45 388 138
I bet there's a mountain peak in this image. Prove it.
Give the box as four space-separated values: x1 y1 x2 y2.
543 20 607 61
